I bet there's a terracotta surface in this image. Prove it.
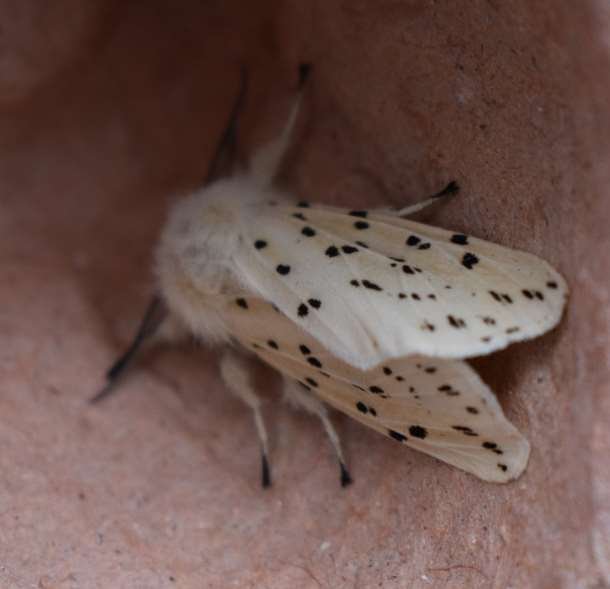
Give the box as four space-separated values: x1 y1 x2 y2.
1 1 609 587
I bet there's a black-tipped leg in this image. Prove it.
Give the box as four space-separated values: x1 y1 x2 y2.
339 461 353 487
430 180 460 199
91 294 167 404
396 180 460 217
298 63 312 88
90 381 117 405
261 452 272 489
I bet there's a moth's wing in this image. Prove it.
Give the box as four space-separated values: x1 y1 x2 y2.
233 202 568 369
223 298 530 483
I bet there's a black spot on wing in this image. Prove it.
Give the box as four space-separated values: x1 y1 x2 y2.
297 304 308 317
452 425 478 437
362 280 382 291
235 298 248 309
448 315 466 328
451 234 469 245
462 252 479 269
356 401 377 417
483 441 504 455
325 245 340 258
349 210 368 218
409 425 427 439
308 298 321 309
307 357 323 368
437 384 460 396
356 401 367 413
276 264 291 275
388 430 407 442
406 235 421 247
254 240 267 250
301 226 316 237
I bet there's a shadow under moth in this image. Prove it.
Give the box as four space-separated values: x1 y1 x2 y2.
95 65 568 487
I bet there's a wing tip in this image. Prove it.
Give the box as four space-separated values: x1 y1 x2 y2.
472 436 531 484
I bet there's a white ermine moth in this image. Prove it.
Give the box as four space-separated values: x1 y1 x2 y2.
95 65 568 487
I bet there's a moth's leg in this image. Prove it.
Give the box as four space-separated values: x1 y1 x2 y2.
250 64 311 187
91 294 171 403
219 350 272 488
283 378 353 487
393 180 460 217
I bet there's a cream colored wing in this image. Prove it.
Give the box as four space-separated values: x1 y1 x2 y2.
232 201 567 370
223 297 530 483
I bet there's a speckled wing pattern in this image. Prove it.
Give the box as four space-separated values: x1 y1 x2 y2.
233 202 567 370
223 298 530 483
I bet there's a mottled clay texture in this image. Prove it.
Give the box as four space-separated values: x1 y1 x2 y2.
1 1 608 588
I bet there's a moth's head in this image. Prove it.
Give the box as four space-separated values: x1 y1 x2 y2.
156 178 254 290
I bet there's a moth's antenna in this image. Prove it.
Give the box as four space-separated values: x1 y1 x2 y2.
91 295 168 403
250 63 312 187
92 71 251 404
205 67 249 184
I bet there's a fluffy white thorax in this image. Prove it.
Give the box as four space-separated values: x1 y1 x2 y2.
155 177 280 343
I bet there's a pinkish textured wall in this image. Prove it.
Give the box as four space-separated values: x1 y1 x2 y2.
1 1 608 588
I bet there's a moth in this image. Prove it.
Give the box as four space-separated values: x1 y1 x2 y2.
95 65 567 487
